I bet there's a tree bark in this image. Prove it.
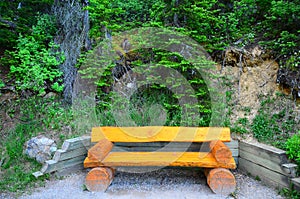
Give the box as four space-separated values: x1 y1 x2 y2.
52 0 91 103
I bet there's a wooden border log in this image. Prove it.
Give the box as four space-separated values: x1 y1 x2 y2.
85 167 115 192
239 157 290 188
291 178 300 191
205 168 236 195
239 141 288 164
62 136 91 151
209 140 232 164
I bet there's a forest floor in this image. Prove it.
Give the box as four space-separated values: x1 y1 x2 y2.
14 169 284 199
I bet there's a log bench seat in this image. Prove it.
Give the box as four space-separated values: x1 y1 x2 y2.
83 126 237 195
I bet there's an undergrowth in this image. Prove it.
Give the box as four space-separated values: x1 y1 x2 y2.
0 96 74 193
251 96 298 150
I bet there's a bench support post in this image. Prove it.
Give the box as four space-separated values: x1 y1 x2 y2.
204 168 236 195
85 167 115 192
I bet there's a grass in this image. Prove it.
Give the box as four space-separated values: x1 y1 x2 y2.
279 185 300 199
250 96 298 150
0 88 212 194
0 96 74 194
0 86 299 196
0 123 48 193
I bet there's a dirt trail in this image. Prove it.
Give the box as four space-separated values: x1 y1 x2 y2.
18 169 284 199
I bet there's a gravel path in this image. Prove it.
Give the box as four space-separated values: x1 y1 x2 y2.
18 169 284 199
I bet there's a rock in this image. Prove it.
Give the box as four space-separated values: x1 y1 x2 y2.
24 135 57 163
43 92 57 99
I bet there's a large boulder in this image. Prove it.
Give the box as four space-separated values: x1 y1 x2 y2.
24 135 57 163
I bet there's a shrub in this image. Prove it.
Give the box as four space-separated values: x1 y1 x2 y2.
0 79 4 89
286 132 300 171
5 14 64 95
250 97 298 149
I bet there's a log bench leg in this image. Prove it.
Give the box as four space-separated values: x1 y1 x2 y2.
204 168 236 195
85 167 115 192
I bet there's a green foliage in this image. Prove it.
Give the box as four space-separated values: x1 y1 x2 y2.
112 0 152 26
0 96 74 192
150 0 230 51
258 0 299 64
251 111 276 142
87 0 122 38
285 50 300 70
0 114 44 192
0 79 4 89
5 14 64 95
264 0 300 34
261 31 299 59
18 97 73 131
280 185 300 199
0 0 54 49
231 117 249 134
89 47 212 127
0 124 46 193
286 132 300 172
251 97 298 149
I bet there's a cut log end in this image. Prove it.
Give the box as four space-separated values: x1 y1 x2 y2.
88 139 113 162
205 168 236 195
85 167 114 192
210 140 232 164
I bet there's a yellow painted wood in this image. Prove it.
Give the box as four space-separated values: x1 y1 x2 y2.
84 152 236 169
91 126 231 143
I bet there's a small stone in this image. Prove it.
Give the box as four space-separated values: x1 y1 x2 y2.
24 135 57 163
44 92 57 99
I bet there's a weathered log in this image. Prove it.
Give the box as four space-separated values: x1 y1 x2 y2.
209 140 232 164
239 141 288 164
88 139 113 161
239 157 290 189
85 167 114 192
205 168 236 195
291 177 300 191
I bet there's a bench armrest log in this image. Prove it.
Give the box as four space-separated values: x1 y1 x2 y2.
88 139 113 161
209 140 233 164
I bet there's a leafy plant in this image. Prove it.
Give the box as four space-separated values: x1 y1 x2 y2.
231 117 249 134
5 14 64 95
280 185 300 199
0 122 45 192
286 132 300 173
0 79 4 89
0 0 53 49
251 96 298 149
0 96 75 192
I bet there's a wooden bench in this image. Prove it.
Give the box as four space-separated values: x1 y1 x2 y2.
84 126 237 195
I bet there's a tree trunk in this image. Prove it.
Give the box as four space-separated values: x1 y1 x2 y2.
173 0 180 27
52 0 91 103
